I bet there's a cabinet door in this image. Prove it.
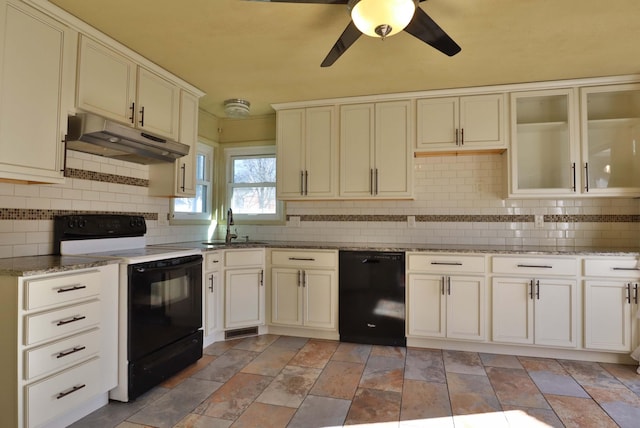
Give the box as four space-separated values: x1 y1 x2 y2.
417 97 459 149
76 35 136 125
580 84 640 196
276 109 306 198
205 270 222 337
375 100 412 197
407 274 446 338
534 279 577 348
225 268 264 329
136 67 180 140
459 94 505 148
0 0 71 183
447 276 486 341
303 269 337 329
305 106 337 198
491 277 533 344
176 91 198 196
271 268 302 326
584 280 633 352
340 104 375 197
509 89 579 196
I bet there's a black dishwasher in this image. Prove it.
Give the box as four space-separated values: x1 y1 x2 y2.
339 251 406 347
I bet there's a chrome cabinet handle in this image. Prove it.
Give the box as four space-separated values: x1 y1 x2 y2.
535 280 540 300
260 270 264 286
304 171 309 196
302 270 307 288
455 128 459 146
370 169 374 195
180 163 186 192
300 171 304 196
56 384 86 400
447 276 451 295
584 162 590 192
441 277 445 295
289 257 315 261
461 128 464 146
129 102 135 123
529 280 534 300
56 345 86 359
297 270 302 287
431 262 463 266
56 315 86 326
635 284 638 305
517 264 553 269
139 106 145 127
612 267 640 271
57 284 87 293
209 275 214 293
375 168 379 195
571 162 576 192
627 283 632 304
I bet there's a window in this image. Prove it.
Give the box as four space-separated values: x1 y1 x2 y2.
226 145 283 223
172 142 213 222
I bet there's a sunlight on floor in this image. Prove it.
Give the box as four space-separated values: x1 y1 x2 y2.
335 410 552 427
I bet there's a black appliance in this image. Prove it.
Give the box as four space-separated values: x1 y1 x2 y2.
339 251 406 346
54 214 203 401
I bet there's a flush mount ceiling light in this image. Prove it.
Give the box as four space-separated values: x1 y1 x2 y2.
223 99 250 118
349 0 417 38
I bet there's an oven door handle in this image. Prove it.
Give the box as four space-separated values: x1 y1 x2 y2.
133 258 202 273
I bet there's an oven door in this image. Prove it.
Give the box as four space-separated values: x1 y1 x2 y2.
128 254 202 361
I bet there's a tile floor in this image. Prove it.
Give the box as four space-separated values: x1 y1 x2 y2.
71 335 640 428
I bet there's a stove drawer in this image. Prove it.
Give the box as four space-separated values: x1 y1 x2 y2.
24 300 101 345
24 270 101 310
24 328 100 381
26 357 102 428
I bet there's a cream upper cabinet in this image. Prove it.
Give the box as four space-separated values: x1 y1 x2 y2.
148 90 198 197
580 84 640 196
76 35 180 141
416 94 505 151
276 106 337 199
509 88 580 197
0 0 76 183
340 101 413 199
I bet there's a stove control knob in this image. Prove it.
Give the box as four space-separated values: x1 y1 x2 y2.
78 219 87 228
67 220 75 229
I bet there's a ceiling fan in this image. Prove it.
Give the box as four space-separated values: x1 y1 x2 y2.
249 0 461 67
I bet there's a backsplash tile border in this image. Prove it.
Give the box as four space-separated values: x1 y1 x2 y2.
0 209 157 221
291 214 640 223
64 168 149 187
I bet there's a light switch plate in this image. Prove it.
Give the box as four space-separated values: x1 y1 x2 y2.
534 215 544 228
407 215 416 228
289 216 300 227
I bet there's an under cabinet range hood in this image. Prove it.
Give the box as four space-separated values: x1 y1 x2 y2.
65 113 189 164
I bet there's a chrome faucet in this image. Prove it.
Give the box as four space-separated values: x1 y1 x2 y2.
225 208 237 244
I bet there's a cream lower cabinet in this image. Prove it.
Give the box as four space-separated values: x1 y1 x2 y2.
204 251 223 339
224 249 265 329
0 264 118 428
270 249 338 331
406 253 486 341
583 257 640 352
0 0 76 183
340 101 413 198
491 256 578 348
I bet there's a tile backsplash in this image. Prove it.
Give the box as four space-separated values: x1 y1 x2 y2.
0 151 638 258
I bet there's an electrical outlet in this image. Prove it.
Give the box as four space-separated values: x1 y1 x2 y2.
289 216 300 227
407 215 416 228
534 215 544 228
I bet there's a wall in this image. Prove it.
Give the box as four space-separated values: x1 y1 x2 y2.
0 148 638 258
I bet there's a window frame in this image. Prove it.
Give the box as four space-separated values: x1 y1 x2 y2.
224 144 284 225
170 141 214 224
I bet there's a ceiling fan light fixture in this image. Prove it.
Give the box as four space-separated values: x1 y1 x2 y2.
223 98 250 118
349 0 417 39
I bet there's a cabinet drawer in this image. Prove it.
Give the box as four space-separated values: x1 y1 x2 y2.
271 250 337 268
25 270 101 310
205 251 223 270
25 300 101 345
24 328 100 381
584 258 640 278
26 357 102 428
407 253 485 274
492 256 577 276
225 249 264 267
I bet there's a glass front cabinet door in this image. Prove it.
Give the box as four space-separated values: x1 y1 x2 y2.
580 84 640 196
509 89 579 197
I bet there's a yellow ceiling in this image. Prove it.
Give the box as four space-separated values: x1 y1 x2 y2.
49 0 640 118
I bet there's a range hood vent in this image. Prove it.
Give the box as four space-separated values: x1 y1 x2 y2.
66 113 189 165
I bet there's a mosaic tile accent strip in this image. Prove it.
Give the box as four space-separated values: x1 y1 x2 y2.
0 209 157 221
291 214 639 223
65 168 149 187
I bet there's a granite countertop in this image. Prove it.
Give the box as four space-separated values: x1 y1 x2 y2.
0 255 119 277
151 240 640 256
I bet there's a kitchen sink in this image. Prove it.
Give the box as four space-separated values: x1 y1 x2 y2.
202 240 267 246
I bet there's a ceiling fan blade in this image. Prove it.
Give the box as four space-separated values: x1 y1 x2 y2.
246 0 348 4
321 21 362 67
404 6 461 57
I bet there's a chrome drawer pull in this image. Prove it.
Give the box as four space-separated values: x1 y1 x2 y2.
288 257 316 261
612 267 640 271
56 384 86 400
57 284 87 293
56 315 86 326
430 262 463 266
517 264 553 269
56 345 86 359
